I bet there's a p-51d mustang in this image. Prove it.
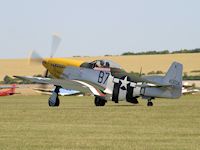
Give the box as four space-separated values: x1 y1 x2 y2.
15 34 183 107
15 58 183 107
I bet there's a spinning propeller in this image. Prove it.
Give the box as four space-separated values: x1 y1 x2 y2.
139 67 143 77
29 34 62 77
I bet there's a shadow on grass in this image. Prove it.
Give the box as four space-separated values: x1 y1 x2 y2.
106 104 143 107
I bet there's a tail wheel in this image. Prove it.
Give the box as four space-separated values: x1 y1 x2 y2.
147 101 153 106
147 98 154 107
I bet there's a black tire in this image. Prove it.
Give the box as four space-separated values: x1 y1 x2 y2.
100 100 106 106
147 101 153 107
55 97 60 106
48 98 54 107
94 97 106 106
126 97 139 104
132 99 139 104
94 97 100 106
48 96 60 107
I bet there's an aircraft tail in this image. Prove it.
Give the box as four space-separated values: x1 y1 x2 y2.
163 62 183 87
141 62 183 99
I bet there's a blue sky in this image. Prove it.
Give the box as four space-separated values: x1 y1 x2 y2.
0 0 200 58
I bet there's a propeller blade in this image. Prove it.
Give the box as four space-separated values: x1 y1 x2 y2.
50 33 61 58
139 67 143 77
28 50 43 64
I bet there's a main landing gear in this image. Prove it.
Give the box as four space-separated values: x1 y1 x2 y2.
48 86 61 107
126 97 139 104
94 96 107 106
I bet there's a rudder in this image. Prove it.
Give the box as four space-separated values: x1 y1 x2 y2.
163 62 183 87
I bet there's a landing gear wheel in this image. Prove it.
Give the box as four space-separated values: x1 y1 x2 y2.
126 98 139 104
133 100 138 104
48 96 60 107
94 97 106 106
147 98 154 107
48 98 54 106
132 98 139 104
48 86 61 107
147 101 153 107
55 97 60 106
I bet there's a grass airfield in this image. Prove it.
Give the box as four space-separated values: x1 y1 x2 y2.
0 95 200 150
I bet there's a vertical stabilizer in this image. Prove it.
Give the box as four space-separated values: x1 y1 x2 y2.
163 62 183 87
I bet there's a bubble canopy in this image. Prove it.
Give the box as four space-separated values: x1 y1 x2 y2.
89 60 122 69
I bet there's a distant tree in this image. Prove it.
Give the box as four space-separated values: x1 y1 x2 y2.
129 71 145 77
33 74 43 77
121 52 135 55
147 71 156 75
3 75 33 84
147 70 164 75
156 70 164 74
192 83 196 88
190 70 200 73
73 56 81 57
121 48 200 56
104 54 112 56
183 72 188 77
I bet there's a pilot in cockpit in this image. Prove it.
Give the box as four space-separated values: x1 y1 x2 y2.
105 62 110 68
100 60 105 67
81 60 112 69
96 60 110 68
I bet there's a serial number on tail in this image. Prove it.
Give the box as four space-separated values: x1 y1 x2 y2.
169 79 180 86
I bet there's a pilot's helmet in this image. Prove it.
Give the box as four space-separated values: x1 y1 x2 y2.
100 60 104 66
105 62 110 68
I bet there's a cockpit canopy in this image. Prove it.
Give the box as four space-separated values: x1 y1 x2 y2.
80 59 122 69
91 60 121 69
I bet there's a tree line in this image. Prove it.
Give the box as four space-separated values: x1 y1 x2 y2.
121 48 200 56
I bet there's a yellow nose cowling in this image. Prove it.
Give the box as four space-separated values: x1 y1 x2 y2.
42 58 84 78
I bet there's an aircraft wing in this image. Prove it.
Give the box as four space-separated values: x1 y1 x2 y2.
14 76 105 97
34 88 80 96
0 86 12 89
0 85 18 89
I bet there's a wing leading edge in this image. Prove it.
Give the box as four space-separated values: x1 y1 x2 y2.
14 76 105 97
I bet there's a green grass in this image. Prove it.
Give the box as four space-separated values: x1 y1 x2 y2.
0 95 200 150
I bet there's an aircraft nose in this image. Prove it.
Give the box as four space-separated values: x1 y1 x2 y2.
42 59 49 68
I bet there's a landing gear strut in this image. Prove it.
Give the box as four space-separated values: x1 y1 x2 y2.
48 86 61 107
147 98 154 107
94 97 107 106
